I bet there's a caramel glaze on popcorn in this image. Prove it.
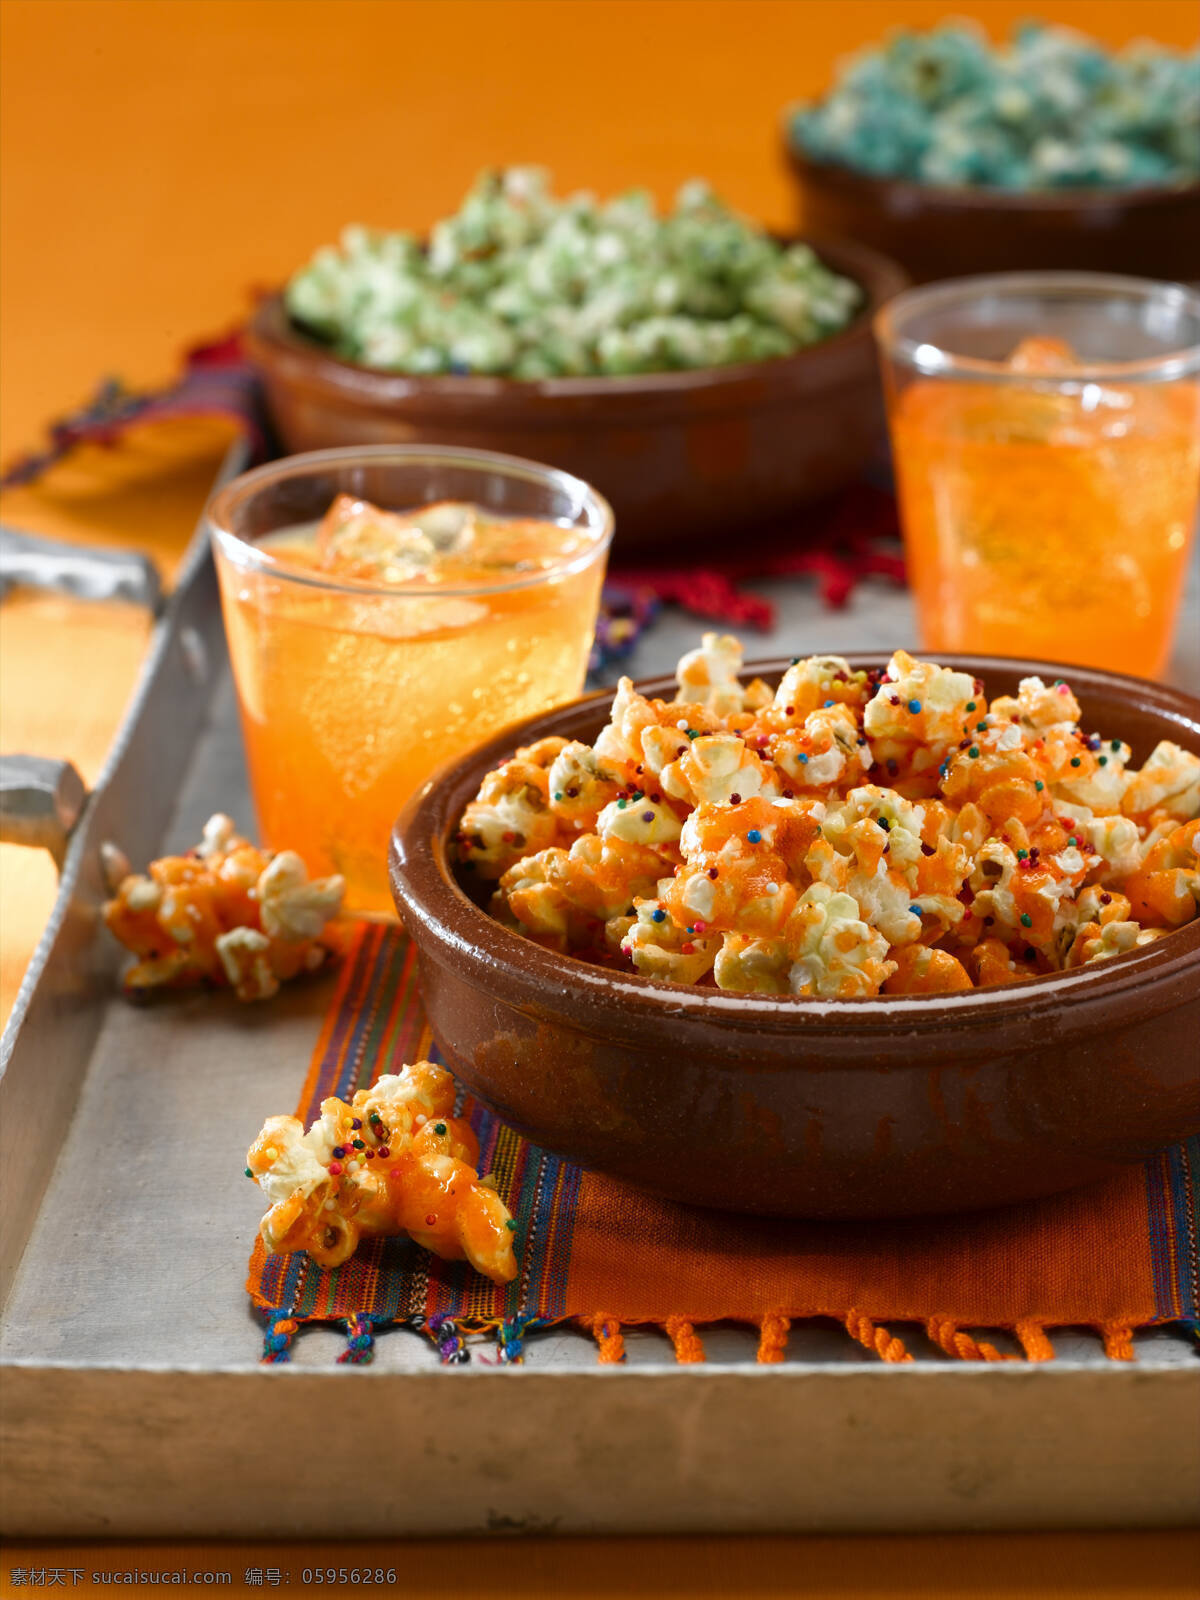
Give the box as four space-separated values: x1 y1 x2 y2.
103 813 345 1001
392 654 1200 1218
457 636 1200 1001
247 1059 517 1283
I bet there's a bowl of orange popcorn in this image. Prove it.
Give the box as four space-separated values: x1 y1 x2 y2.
390 636 1200 1220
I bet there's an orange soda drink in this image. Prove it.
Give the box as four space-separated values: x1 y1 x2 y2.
209 448 613 913
876 276 1200 680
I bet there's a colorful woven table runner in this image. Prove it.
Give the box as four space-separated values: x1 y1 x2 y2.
246 923 1199 1365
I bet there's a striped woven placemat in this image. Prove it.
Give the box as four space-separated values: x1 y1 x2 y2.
247 922 1199 1366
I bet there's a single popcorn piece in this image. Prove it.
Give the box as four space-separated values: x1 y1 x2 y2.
768 703 872 793
616 894 721 985
247 1058 517 1283
103 814 344 1001
808 785 969 946
498 824 669 955
467 632 1200 997
990 675 1081 734
807 830 921 947
715 883 896 998
864 650 981 791
756 655 870 731
1051 746 1132 818
1066 920 1167 969
673 633 751 717
783 884 896 998
1057 885 1133 967
596 793 683 852
547 741 624 833
882 943 972 994
1121 743 1200 825
941 732 1046 827
593 676 722 772
1035 723 1127 812
965 938 1042 988
198 812 239 858
658 731 781 808
217 928 278 1003
457 737 568 878
1123 821 1200 928
492 851 575 952
558 832 674 918
712 933 792 995
667 796 825 935
1057 806 1142 878
258 851 346 940
970 833 1092 951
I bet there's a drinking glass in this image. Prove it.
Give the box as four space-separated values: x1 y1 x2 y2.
209 445 613 913
875 273 1200 679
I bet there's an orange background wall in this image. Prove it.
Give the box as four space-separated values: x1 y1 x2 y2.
3 0 1199 461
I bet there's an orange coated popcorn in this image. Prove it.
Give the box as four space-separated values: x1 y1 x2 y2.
460 636 1200 998
103 813 344 1001
247 1058 517 1283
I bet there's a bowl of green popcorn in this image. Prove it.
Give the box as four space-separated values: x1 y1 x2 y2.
785 21 1200 285
247 170 907 551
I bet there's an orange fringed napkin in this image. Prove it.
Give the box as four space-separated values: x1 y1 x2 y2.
247 923 1198 1365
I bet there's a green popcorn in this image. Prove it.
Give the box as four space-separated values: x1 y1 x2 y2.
284 169 860 378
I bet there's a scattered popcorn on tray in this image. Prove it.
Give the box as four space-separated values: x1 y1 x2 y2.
459 635 1200 996
247 1058 517 1283
103 813 344 1001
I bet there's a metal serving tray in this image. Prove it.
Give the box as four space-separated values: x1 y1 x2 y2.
1 444 1198 1539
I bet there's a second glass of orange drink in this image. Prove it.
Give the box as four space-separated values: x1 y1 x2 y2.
209 446 613 913
875 274 1200 679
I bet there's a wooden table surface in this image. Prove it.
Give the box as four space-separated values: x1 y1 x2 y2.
2 0 1198 1586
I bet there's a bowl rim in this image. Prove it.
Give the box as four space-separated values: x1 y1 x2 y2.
246 233 909 402
785 145 1200 210
390 652 1200 1040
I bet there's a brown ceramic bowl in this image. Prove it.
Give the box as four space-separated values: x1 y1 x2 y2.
787 150 1200 287
245 237 908 556
390 655 1200 1220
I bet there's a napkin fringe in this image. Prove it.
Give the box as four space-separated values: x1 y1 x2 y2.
666 1316 706 1364
255 1306 1163 1366
260 1313 300 1364
756 1312 792 1363
337 1312 382 1365
1016 1320 1056 1362
925 1316 1017 1362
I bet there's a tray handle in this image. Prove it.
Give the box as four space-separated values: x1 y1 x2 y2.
0 524 162 612
0 755 88 868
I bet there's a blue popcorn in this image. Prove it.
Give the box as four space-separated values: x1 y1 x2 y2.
788 21 1200 191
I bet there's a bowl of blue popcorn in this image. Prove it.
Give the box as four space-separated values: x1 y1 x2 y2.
247 169 907 552
785 21 1200 284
